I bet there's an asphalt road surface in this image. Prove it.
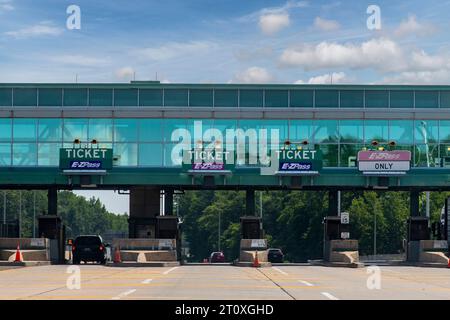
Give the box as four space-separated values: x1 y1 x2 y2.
0 264 449 300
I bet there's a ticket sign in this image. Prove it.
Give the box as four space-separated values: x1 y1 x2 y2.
278 149 323 173
59 148 113 170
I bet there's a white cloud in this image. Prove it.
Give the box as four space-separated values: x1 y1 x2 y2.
240 1 308 22
259 13 290 35
0 0 13 12
133 41 215 61
313 17 340 31
115 67 135 79
394 15 436 38
5 21 63 38
295 72 347 84
233 67 273 83
382 70 450 85
279 37 450 73
49 54 111 67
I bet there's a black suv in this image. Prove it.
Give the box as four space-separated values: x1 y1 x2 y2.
72 235 107 264
268 248 284 263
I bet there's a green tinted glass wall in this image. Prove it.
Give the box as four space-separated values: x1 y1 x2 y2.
38 89 62 106
265 90 288 107
390 90 413 108
440 91 450 108
290 90 313 108
13 88 37 106
0 88 12 106
340 90 363 108
240 90 263 107
415 91 438 108
89 89 113 106
63 88 88 106
365 90 388 108
315 90 338 108
139 89 163 106
114 89 138 106
164 89 188 106
189 89 213 107
214 90 238 107
0 119 11 141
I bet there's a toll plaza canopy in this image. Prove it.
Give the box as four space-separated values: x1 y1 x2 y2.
1 81 450 190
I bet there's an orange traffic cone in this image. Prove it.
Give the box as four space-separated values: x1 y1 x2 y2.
114 246 122 263
14 243 22 263
447 257 450 268
252 250 260 268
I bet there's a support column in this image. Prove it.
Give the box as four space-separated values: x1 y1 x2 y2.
328 190 339 216
245 189 255 216
164 189 174 216
410 190 420 217
47 188 57 216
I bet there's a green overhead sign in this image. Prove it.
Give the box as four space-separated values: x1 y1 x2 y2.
59 148 113 171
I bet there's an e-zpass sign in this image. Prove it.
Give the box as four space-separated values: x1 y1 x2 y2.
70 161 102 169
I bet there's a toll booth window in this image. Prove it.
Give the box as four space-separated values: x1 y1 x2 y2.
365 90 389 108
164 89 188 106
265 90 288 108
139 89 163 106
88 119 113 142
415 144 438 167
364 120 388 143
114 89 138 107
63 88 88 107
415 91 439 108
439 121 450 143
340 90 364 108
164 143 181 166
290 90 313 108
316 144 338 167
38 89 62 107
13 118 36 142
38 119 62 142
440 91 450 108
389 120 413 144
0 143 11 166
289 120 313 142
390 90 414 108
0 119 11 141
315 90 338 108
414 120 438 144
163 119 187 142
339 144 364 167
38 143 61 166
0 88 12 106
113 143 138 166
114 119 138 142
138 143 163 166
264 120 289 142
313 120 338 143
13 143 37 166
189 89 213 107
63 119 88 142
139 119 163 142
89 89 113 107
339 120 363 143
239 90 263 108
214 89 238 107
13 88 37 107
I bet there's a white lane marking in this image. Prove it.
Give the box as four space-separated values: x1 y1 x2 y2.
272 267 288 275
163 267 179 275
142 279 153 284
112 289 137 300
299 280 314 287
321 292 339 300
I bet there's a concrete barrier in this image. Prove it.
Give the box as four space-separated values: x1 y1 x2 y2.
418 240 449 265
237 239 271 266
327 240 359 264
0 238 50 262
112 238 177 262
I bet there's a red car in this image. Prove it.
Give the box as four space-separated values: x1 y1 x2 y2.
210 251 225 263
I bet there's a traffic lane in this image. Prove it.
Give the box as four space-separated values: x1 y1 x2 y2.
0 265 175 300
129 266 293 300
263 266 450 300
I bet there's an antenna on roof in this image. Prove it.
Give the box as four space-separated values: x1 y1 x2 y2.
155 72 158 81
330 73 333 84
133 71 136 81
75 74 78 83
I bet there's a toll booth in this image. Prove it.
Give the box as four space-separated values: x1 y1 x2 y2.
407 217 430 262
322 216 358 264
156 216 181 260
240 216 264 239
38 215 65 263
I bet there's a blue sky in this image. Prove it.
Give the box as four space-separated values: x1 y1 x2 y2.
0 0 450 85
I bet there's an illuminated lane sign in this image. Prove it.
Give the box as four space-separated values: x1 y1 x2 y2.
192 163 225 171
60 148 113 171
279 162 312 171
275 149 322 175
357 150 411 175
